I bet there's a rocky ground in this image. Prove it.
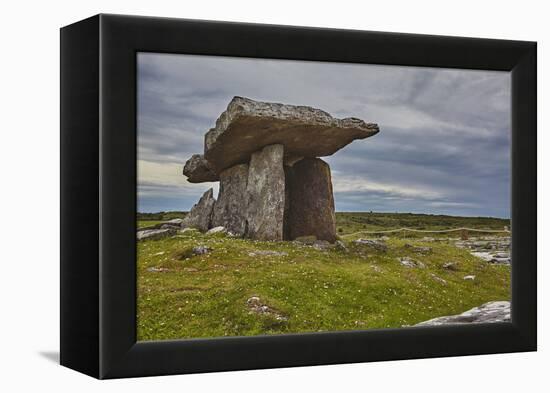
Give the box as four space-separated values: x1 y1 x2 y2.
136 224 511 340
415 301 510 326
454 236 511 265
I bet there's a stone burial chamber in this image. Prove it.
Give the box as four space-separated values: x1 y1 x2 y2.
182 96 379 242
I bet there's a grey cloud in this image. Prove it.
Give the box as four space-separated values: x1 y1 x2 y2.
137 52 511 217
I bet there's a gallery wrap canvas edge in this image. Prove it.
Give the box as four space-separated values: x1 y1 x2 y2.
60 14 536 379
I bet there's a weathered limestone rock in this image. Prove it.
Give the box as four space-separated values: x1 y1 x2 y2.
137 228 177 241
182 154 219 183
415 301 510 326
246 144 285 241
354 238 388 252
181 188 216 232
211 164 249 236
204 96 379 173
286 158 336 242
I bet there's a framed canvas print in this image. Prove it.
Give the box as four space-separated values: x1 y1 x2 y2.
60 14 536 379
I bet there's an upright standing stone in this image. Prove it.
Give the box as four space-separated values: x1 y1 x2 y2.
181 188 216 232
246 144 285 241
211 163 249 235
286 158 336 242
283 165 292 240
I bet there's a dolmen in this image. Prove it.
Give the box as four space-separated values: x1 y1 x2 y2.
182 96 379 242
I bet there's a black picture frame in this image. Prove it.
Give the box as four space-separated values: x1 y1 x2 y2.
60 14 537 379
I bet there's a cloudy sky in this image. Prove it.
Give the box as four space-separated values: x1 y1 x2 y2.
137 53 511 218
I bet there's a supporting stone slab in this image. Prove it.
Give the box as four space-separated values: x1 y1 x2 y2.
246 144 285 241
286 158 336 242
211 163 249 236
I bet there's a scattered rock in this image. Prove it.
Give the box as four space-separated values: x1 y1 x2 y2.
137 228 177 241
179 227 198 234
455 236 511 265
206 226 226 235
286 158 337 242
463 275 476 281
246 296 287 321
430 273 447 285
399 257 425 269
147 267 170 273
354 239 388 252
248 250 288 257
335 240 348 251
246 144 286 240
442 261 458 271
183 267 199 272
160 223 181 230
471 251 494 262
182 154 219 183
175 245 212 260
203 96 379 173
404 244 432 254
415 301 510 326
312 240 332 250
192 245 211 255
181 188 216 232
211 164 249 236
491 256 511 264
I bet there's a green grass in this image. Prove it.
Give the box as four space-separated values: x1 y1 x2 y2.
137 213 510 341
137 220 165 229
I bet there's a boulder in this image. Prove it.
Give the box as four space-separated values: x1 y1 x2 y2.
399 257 425 269
442 261 458 270
136 228 177 241
179 227 198 234
211 164 249 235
165 218 184 226
354 239 388 252
415 301 510 326
206 226 227 235
192 245 211 255
182 154 219 183
246 144 285 241
204 96 379 173
430 273 448 285
286 158 336 242
181 188 216 232
312 240 332 250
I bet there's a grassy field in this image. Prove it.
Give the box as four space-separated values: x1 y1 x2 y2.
137 212 510 341
335 212 509 239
